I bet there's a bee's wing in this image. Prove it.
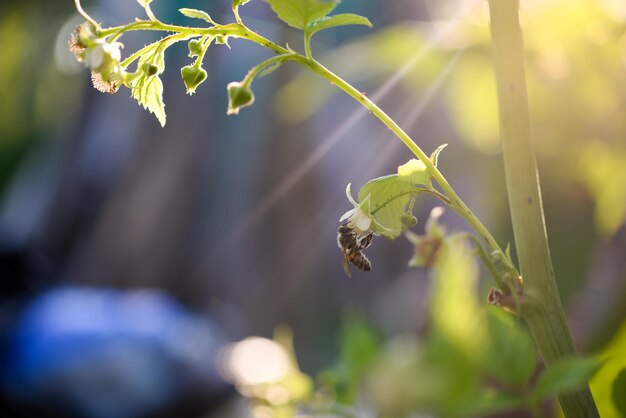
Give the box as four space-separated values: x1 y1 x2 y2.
342 252 352 278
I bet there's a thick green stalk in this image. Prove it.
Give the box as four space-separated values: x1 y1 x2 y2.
487 1 598 416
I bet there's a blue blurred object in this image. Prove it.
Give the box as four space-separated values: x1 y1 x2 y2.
2 287 229 418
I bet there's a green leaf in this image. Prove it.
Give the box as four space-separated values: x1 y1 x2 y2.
612 368 626 417
179 8 216 24
306 13 372 37
532 356 601 403
131 49 166 126
132 74 166 126
481 307 537 386
267 0 338 30
357 159 431 239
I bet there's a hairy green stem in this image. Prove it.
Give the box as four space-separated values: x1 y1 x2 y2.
194 36 213 69
487 0 598 416
302 59 504 255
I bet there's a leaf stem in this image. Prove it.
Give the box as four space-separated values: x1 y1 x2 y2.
243 54 294 86
487 0 598 416
304 33 314 60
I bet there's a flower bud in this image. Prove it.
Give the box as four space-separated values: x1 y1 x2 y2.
400 214 417 228
181 65 207 95
188 39 203 57
226 81 255 115
142 63 159 77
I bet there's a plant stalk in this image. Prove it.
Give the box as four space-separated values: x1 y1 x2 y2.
487 0 598 416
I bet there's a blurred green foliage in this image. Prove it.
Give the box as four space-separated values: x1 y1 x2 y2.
232 235 598 417
589 321 626 418
0 2 81 195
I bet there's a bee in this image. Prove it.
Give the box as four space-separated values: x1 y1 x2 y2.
337 224 373 277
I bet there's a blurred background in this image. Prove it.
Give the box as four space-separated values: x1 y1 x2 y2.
0 0 625 417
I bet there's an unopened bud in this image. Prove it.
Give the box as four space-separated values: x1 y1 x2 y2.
188 39 203 57
181 65 207 95
400 214 417 228
142 63 159 77
226 81 255 115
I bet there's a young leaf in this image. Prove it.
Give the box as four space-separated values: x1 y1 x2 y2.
179 8 216 24
357 159 431 239
267 0 338 30
532 356 601 404
131 49 166 126
306 13 372 38
430 143 448 166
132 75 166 126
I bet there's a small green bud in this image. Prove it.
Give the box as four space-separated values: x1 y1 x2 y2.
142 63 159 77
78 22 98 47
215 35 231 48
226 81 255 115
400 214 417 228
188 39 203 57
181 65 208 95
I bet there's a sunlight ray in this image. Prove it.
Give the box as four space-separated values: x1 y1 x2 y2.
279 51 464 281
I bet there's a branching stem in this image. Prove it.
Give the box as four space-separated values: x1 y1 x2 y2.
87 11 513 287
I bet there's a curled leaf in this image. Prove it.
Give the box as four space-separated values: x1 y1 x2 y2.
179 8 216 24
